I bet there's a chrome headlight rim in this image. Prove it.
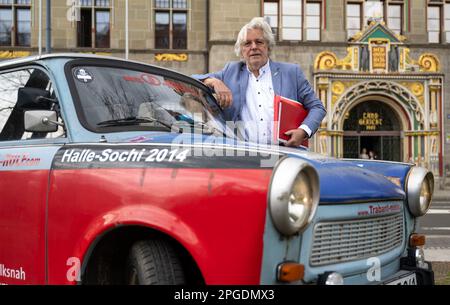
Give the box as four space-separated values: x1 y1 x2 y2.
406 166 434 217
268 157 320 236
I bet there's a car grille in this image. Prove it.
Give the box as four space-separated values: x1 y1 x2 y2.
310 213 404 266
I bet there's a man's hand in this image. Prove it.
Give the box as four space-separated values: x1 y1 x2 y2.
284 128 308 147
203 78 233 108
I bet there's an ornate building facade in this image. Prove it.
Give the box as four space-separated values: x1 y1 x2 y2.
314 21 443 178
0 0 448 177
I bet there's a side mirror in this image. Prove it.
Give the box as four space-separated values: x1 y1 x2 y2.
24 110 60 132
18 87 52 108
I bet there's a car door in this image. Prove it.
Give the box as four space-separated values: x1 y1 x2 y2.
0 67 65 284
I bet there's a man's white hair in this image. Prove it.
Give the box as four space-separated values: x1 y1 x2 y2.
234 17 275 58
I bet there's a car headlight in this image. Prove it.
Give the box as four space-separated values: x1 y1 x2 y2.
406 166 434 216
269 157 320 236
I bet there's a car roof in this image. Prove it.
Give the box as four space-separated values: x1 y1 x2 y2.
0 53 188 77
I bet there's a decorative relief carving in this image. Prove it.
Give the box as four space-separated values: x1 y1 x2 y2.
410 83 424 96
0 51 30 58
331 81 357 108
332 81 345 96
315 48 356 71
331 81 424 130
348 31 363 42
418 54 440 72
155 53 188 62
353 48 359 70
317 77 329 90
404 83 424 106
399 82 424 100
314 52 337 70
316 47 440 74
336 47 354 70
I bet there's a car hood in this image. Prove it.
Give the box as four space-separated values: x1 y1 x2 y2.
123 132 406 203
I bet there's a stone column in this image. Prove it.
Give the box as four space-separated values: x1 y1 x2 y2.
314 77 329 155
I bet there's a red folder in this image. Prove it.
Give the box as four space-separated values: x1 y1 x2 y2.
273 95 309 147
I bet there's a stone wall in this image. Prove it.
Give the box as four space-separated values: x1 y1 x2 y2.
209 0 260 42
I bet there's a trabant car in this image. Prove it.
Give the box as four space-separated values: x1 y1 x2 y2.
0 54 434 285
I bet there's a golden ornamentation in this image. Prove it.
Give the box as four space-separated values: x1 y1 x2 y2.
417 96 424 105
404 48 416 66
399 49 405 71
319 130 344 136
429 79 442 92
398 82 424 97
0 51 30 58
331 95 338 108
317 77 329 90
418 54 440 72
369 38 389 44
371 45 387 70
155 53 188 62
314 52 337 70
348 30 363 42
332 81 345 96
396 34 407 42
315 49 355 71
336 47 354 70
353 48 359 70
411 83 424 96
404 131 440 137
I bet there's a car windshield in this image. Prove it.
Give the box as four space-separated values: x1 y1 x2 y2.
69 64 234 138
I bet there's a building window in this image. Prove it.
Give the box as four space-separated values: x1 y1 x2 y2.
426 1 450 44
445 3 450 42
347 3 362 38
0 0 31 47
282 0 302 40
77 0 111 48
262 0 323 41
428 5 441 43
346 1 404 38
263 0 279 39
306 2 321 41
364 0 383 25
154 0 188 49
387 4 402 35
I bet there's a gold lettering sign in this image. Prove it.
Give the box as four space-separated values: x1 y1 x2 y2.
372 46 386 69
358 112 383 131
155 53 188 62
0 51 31 58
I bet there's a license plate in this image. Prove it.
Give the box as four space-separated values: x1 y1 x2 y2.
385 272 417 285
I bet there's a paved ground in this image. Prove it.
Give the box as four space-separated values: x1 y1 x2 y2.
432 262 450 284
419 187 450 262
421 187 450 284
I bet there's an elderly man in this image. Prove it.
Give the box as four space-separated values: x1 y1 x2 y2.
193 17 326 147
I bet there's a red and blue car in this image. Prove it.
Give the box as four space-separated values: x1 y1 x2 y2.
0 54 434 285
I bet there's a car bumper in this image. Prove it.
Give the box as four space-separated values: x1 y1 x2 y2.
315 261 434 285
381 259 434 285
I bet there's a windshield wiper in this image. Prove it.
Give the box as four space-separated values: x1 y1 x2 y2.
190 121 222 136
96 116 181 132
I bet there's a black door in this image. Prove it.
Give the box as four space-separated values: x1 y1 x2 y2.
343 100 402 161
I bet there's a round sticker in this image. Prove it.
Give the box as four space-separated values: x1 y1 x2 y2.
74 68 93 83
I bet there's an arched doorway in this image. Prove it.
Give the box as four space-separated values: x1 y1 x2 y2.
343 100 402 161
